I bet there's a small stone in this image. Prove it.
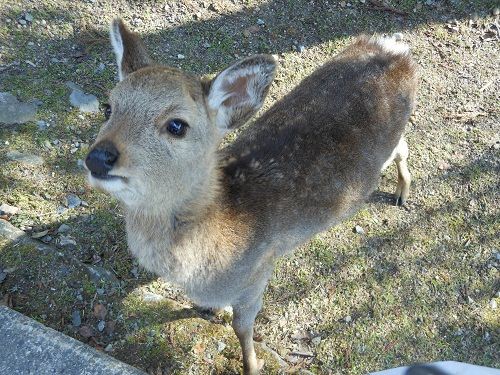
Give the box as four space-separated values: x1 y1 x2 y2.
56 206 67 214
202 42 211 48
32 230 49 239
18 19 26 26
97 320 105 332
41 19 47 26
104 344 113 352
492 7 499 16
24 13 34 22
256 18 265 25
490 299 497 309
0 203 20 217
131 267 139 278
57 224 71 233
36 120 48 130
70 147 78 154
95 62 105 74
0 92 38 124
79 325 93 338
311 336 321 345
65 82 99 113
354 225 364 234
72 310 82 327
27 41 34 46
96 287 105 295
217 341 226 352
0 272 6 284
59 235 76 247
41 235 52 243
65 194 81 208
93 303 108 320
298 45 306 53
177 54 185 60
345 315 352 323
143 292 164 302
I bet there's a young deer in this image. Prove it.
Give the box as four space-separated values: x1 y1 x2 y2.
85 19 417 374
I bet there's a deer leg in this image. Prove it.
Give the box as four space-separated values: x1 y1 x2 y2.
232 298 264 375
393 137 411 206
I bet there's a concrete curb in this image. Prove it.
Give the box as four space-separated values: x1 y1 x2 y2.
0 306 146 375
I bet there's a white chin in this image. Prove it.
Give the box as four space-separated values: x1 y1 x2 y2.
88 173 139 204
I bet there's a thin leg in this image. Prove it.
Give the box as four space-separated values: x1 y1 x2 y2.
393 138 411 206
232 300 264 375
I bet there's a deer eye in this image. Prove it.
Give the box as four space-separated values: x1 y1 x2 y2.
163 119 188 137
103 104 112 120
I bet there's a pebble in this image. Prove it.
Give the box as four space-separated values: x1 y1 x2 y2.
57 224 71 234
202 42 211 48
97 320 105 332
354 225 365 234
311 336 321 345
298 45 306 53
24 13 34 22
143 292 165 302
72 310 82 327
0 92 38 124
177 54 185 59
6 151 43 165
0 203 20 217
59 235 77 247
65 82 99 113
36 120 48 130
257 18 265 25
490 299 497 309
344 315 352 323
104 344 113 352
393 32 403 41
65 194 82 208
18 19 26 26
95 62 106 74
41 235 53 243
217 341 226 352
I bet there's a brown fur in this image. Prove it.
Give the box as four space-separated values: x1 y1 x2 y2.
86 20 417 374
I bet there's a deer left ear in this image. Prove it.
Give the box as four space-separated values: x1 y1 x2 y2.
110 18 153 81
206 54 277 132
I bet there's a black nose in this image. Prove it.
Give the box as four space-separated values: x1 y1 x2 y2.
85 141 119 177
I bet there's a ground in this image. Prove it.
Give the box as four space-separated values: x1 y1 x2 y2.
0 0 499 374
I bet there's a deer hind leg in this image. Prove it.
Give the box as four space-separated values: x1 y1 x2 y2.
383 137 411 206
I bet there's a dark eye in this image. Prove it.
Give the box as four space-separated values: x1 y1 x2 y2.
103 104 112 120
164 119 188 137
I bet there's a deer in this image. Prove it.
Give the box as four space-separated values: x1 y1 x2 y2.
85 18 417 374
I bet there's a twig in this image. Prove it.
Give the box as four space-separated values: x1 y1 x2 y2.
367 0 409 16
480 76 498 92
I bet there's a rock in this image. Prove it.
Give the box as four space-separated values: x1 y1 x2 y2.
72 310 82 327
0 271 6 284
18 19 26 26
177 54 185 59
354 225 364 234
344 315 352 323
59 235 77 247
311 336 321 345
0 203 20 217
56 206 67 215
36 120 48 130
298 45 306 53
57 224 71 234
24 13 34 22
256 18 265 25
0 92 37 124
104 344 113 352
142 292 164 303
93 304 107 320
393 32 403 41
97 320 105 332
41 235 53 243
31 230 49 239
95 62 105 74
6 151 43 166
79 325 94 338
217 341 226 352
202 42 211 48
65 194 81 209
490 299 497 309
65 82 99 113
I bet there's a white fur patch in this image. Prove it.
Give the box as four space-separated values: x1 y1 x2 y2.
109 21 124 81
375 35 410 55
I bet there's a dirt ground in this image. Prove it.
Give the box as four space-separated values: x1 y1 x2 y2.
0 0 499 374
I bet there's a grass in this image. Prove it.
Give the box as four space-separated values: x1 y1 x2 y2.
1 0 499 374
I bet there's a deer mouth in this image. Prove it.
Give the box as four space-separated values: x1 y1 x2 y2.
90 172 127 182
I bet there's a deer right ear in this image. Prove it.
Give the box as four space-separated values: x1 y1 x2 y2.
110 18 153 81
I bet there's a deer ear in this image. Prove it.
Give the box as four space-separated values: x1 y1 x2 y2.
206 55 277 132
110 18 153 81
